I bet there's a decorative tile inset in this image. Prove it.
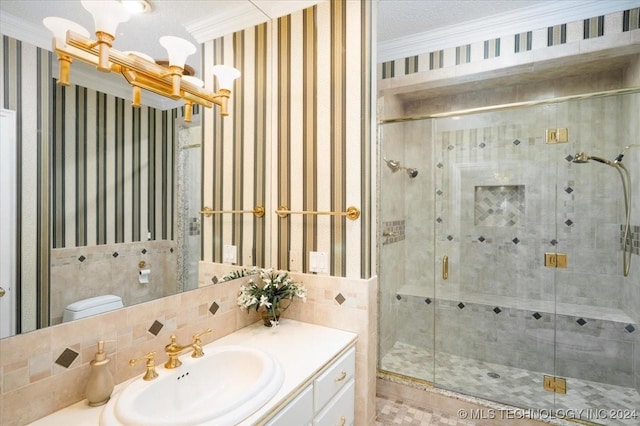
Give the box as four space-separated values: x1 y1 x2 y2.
436 162 443 168
211 276 219 284
474 185 525 227
55 348 79 368
565 219 574 227
512 238 520 244
512 139 521 146
565 155 574 162
112 252 119 258
396 294 402 301
550 239 558 246
576 318 587 326
447 235 453 241
457 302 465 309
141 248 147 254
209 302 219 315
335 293 346 305
188 217 201 236
148 320 164 336
625 324 636 333
493 307 502 314
78 255 86 262
565 187 574 194
424 298 432 304
532 312 542 320
478 236 486 242
479 142 486 148
382 220 405 245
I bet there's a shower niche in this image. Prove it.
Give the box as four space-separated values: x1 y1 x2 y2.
474 185 525 227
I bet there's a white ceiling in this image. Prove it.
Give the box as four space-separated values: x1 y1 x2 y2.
3 0 636 67
1 0 637 106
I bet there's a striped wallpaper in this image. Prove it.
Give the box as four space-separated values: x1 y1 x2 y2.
202 0 373 279
2 35 50 331
50 85 178 248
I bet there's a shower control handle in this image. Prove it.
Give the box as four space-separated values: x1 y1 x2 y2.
442 255 449 280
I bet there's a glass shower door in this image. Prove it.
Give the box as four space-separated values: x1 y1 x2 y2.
551 93 640 425
432 105 561 411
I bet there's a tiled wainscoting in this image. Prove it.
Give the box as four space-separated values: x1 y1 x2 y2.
0 263 376 426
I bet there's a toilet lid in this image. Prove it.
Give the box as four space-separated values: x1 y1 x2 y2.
65 295 123 312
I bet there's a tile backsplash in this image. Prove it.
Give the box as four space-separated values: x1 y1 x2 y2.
0 264 377 426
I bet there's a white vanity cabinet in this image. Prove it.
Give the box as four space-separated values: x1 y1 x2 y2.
266 346 356 426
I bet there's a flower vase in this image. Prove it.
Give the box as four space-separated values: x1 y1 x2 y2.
260 309 280 327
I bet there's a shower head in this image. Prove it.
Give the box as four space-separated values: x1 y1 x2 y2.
572 152 613 166
406 168 418 178
383 158 401 172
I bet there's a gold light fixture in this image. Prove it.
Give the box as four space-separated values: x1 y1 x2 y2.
43 0 240 121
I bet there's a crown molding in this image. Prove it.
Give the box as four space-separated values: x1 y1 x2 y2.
1 11 50 51
187 0 322 42
377 0 640 63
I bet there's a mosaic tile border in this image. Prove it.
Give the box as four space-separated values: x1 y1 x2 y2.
382 220 406 245
379 8 640 80
622 224 640 255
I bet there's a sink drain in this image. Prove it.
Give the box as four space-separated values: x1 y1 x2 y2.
487 372 500 379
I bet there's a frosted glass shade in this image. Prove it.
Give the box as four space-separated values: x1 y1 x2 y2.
43 17 90 43
81 0 130 35
159 36 196 68
182 76 205 88
211 65 241 91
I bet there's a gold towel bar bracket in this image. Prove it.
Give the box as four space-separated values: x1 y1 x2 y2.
275 206 361 221
199 206 265 218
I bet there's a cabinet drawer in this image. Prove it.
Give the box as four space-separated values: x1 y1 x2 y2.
313 379 354 426
313 347 355 413
265 385 313 426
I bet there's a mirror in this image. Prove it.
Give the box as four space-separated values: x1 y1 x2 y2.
1 37 207 336
1 0 324 337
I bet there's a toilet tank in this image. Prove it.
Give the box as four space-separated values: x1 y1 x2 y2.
62 295 124 322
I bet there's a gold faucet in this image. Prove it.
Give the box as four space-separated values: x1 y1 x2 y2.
129 351 159 381
163 329 212 369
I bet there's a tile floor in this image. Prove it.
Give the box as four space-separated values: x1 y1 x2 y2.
376 395 477 425
380 342 640 426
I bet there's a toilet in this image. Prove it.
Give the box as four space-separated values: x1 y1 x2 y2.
62 295 124 322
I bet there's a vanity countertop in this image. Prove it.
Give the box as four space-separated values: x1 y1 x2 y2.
29 319 357 426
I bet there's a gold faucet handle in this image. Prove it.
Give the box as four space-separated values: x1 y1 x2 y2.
191 328 212 358
192 328 212 341
129 351 159 381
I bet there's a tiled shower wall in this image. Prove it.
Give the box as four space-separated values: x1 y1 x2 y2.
381 90 639 391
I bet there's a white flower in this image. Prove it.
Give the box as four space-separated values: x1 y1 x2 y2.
259 295 272 308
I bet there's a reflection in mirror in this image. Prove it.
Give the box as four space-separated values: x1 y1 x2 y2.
47 98 202 327
1 31 203 335
175 117 202 292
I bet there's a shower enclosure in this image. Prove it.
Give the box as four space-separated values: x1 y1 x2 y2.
378 90 639 426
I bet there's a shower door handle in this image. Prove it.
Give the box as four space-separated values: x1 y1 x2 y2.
442 255 449 280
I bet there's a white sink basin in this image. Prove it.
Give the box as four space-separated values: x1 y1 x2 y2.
101 345 284 426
